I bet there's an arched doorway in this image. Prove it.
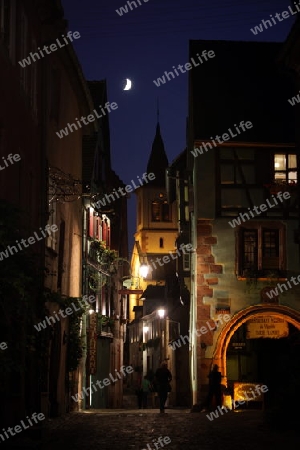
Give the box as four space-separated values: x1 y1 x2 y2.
212 305 300 407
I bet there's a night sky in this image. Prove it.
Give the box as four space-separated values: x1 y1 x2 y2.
61 0 295 251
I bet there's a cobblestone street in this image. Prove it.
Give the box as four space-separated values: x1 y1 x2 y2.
4 408 298 450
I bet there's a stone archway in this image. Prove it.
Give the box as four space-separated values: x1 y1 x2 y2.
212 304 300 386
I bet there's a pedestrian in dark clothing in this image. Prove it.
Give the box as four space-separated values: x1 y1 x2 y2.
202 364 222 411
155 362 172 413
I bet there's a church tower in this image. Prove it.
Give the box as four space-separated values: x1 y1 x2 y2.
129 122 178 318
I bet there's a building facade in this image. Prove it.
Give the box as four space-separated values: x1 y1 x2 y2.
0 0 103 424
180 39 300 408
80 80 129 410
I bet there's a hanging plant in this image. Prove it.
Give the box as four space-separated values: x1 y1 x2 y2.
97 314 115 331
89 239 117 266
67 298 86 372
43 291 86 372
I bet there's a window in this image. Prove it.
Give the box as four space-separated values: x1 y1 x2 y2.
159 238 164 248
151 195 171 222
151 201 160 221
237 224 285 277
242 230 257 271
177 244 191 271
274 153 297 183
262 229 279 270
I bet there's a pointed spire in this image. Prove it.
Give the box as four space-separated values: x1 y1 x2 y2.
146 119 168 186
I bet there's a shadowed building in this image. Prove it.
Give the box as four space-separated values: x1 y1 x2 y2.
168 39 300 410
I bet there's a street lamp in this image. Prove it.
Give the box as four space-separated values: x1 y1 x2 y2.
157 309 165 364
139 264 149 278
157 309 165 318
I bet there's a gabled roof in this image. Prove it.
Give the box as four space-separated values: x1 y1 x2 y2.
189 40 295 144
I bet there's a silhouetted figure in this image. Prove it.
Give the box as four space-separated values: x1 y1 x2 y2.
202 364 222 411
155 362 172 413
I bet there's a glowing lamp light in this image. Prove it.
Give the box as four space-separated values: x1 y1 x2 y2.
143 326 149 332
89 309 95 315
139 264 149 278
157 309 165 318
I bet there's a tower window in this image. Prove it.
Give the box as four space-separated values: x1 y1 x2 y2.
151 197 171 222
151 201 160 221
159 238 164 248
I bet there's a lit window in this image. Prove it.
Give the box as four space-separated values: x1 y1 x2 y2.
274 153 297 183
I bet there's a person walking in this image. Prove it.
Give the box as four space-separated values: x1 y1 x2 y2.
202 364 222 411
155 362 172 413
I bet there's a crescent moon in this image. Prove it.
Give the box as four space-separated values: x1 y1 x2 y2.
123 78 132 91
